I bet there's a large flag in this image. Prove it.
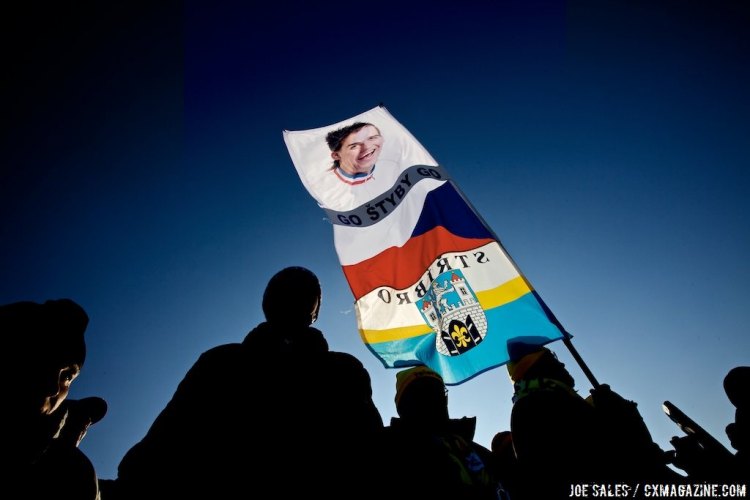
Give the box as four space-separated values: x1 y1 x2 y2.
283 105 566 384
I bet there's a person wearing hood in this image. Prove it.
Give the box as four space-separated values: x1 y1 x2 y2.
103 266 382 500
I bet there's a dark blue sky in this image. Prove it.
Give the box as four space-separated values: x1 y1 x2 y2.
3 0 749 480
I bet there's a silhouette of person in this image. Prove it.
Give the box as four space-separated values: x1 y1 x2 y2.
669 365 750 481
506 338 677 499
378 365 502 500
1 298 105 500
725 366 750 478
490 430 525 500
104 266 383 499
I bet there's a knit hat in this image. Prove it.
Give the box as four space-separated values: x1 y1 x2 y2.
1 298 89 366
395 365 444 408
506 338 554 382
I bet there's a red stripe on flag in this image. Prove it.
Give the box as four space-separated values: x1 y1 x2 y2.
342 226 495 299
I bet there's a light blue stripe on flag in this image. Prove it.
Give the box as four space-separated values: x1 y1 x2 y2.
367 292 564 384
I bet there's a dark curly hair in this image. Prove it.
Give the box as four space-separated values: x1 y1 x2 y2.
325 122 373 153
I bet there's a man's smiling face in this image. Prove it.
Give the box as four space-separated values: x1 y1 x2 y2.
332 125 383 175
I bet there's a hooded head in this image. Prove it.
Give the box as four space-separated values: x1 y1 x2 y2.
262 267 321 327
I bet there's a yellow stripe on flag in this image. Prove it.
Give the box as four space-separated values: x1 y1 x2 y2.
360 276 534 344
360 323 433 344
475 275 533 309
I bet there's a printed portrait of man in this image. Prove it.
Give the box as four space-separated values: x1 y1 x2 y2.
284 106 439 213
325 122 384 186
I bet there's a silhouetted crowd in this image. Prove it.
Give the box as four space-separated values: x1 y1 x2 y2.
3 267 748 499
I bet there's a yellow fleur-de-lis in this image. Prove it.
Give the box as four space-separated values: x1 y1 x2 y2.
451 324 471 348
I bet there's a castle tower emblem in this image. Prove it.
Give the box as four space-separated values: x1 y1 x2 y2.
415 270 488 356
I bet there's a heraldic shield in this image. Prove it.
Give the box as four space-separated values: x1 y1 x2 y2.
415 269 488 356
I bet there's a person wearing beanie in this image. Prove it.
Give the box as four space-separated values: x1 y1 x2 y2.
3 298 89 456
1 298 105 500
107 266 383 500
506 338 677 499
3 299 89 423
379 365 502 500
394 365 446 419
505 342 576 400
506 339 605 499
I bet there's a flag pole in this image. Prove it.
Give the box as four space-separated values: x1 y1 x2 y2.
561 334 600 388
384 104 601 388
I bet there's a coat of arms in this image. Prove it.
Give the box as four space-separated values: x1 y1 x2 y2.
416 270 488 356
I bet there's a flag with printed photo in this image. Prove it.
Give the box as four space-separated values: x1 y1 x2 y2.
283 105 566 384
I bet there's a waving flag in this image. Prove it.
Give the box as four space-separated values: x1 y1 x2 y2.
283 105 566 384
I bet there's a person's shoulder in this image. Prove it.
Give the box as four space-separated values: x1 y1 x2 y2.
323 350 366 370
200 342 242 356
191 343 244 367
326 350 361 361
33 442 99 498
317 351 375 392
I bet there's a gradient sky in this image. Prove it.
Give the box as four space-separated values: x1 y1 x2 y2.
3 0 748 480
